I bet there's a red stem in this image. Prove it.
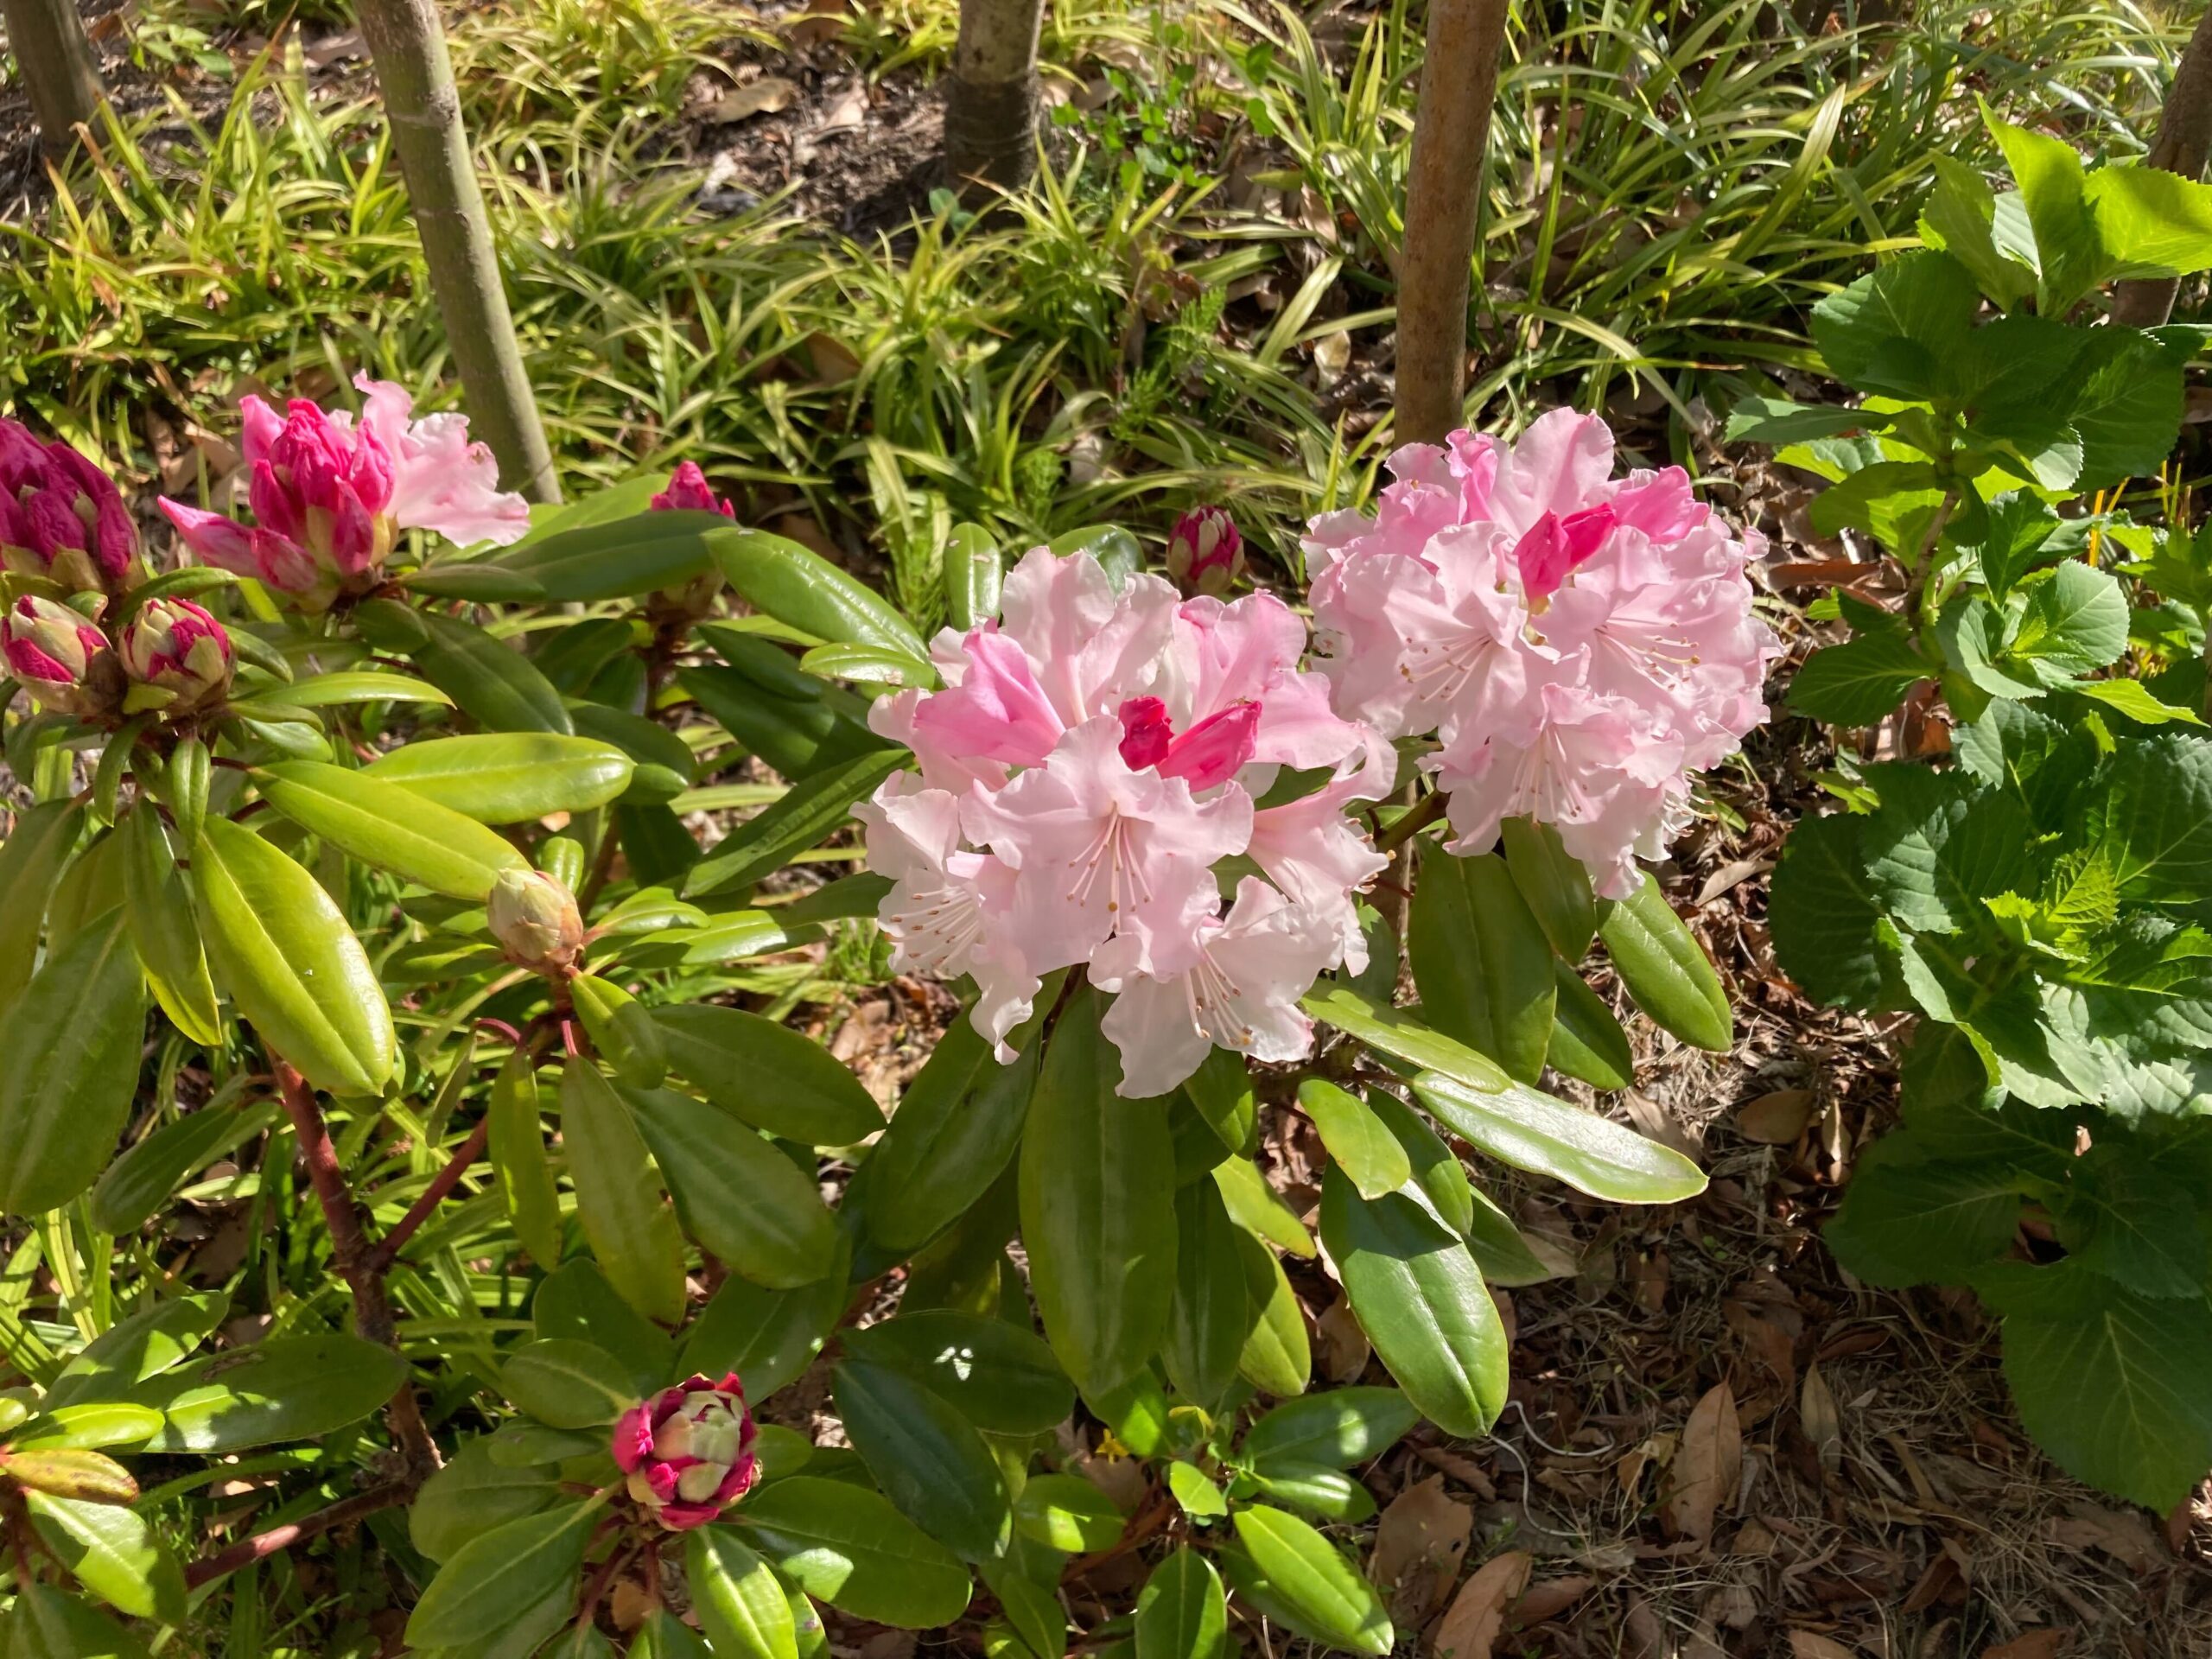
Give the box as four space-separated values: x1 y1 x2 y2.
183 1484 410 1590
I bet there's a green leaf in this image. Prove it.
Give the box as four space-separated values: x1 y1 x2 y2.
134 1332 407 1452
24 1493 185 1624
266 670 453 709
1211 1154 1314 1257
1976 1262 2212 1510
2085 164 2212 280
557 1063 687 1325
1983 107 2102 310
492 510 728 600
983 1560 1068 1659
1164 1462 1228 1522
857 1015 1037 1253
1233 1228 1311 1398
0 908 146 1214
119 804 220 1045
944 524 1003 632
1789 631 1932 727
0 800 82 1014
1598 874 1732 1051
1242 1386 1419 1471
1823 1144 2024 1287
489 1048 563 1269
404 1497 603 1647
623 1085 840 1289
1319 1167 1506 1439
690 1527 803 1659
685 749 906 897
1498 817 1596 961
2058 1141 2206 1299
1917 153 2036 307
1364 1090 1474 1236
1019 988 1176 1395
738 1477 972 1629
410 1435 562 1564
677 663 885 783
2091 734 2212 902
1412 1071 1703 1204
1235 1462 1376 1523
652 1004 884 1147
1723 397 1882 444
843 1311 1072 1435
569 974 668 1090
1013 1472 1124 1552
1547 963 1634 1090
800 642 937 688
11 1582 152 1658
398 563 548 603
2072 678 2204 726
831 1356 1011 1560
90 1099 274 1236
404 608 573 733
711 530 929 658
2065 326 2187 492
1408 849 1556 1082
256 760 528 899
1810 250 1981 399
2009 562 2127 682
501 1338 639 1428
1769 810 1891 1008
568 702 696 804
193 816 394 1097
1462 1185 1556 1287
363 733 635 823
1135 1548 1226 1659
46 1293 228 1408
1295 1081 1411 1201
1228 1507 1392 1656
9 1403 162 1452
683 1250 850 1401
1165 1179 1252 1408
534 1259 673 1386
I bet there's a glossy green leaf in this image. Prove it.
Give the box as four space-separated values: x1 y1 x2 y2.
194 816 394 1097
1211 1154 1315 1258
683 1248 850 1400
1233 1229 1310 1398
1165 1460 1228 1521
256 760 528 899
1413 1071 1703 1205
1597 873 1732 1051
501 1338 639 1428
1498 817 1598 962
557 1063 687 1325
843 1310 1072 1435
690 1527 802 1659
800 642 936 687
0 1447 138 1503
1236 1462 1376 1523
492 510 728 600
1013 1472 1124 1552
46 1293 228 1408
568 702 696 804
569 973 668 1089
270 670 453 708
1165 1179 1250 1408
1135 1548 1226 1659
0 907 146 1214
404 608 573 733
533 1259 672 1387
622 1084 840 1288
677 663 883 782
1409 849 1556 1082
118 804 220 1044
11 1582 153 1658
134 1332 407 1452
1363 1090 1473 1236
404 1498 603 1647
490 1048 563 1268
1319 1166 1507 1439
1183 1044 1257 1159
88 1098 269 1236
1229 1506 1392 1656
738 1477 972 1629
9 1402 163 1452
859 1016 1037 1252
24 1493 185 1624
0 800 83 1014
1242 1387 1418 1471
1019 988 1177 1395
1296 1081 1411 1201
982 1561 1067 1659
1547 962 1635 1090
944 524 1003 631
711 529 930 659
832 1357 1011 1560
410 1435 561 1563
653 1003 884 1146
364 733 635 823
684 748 906 897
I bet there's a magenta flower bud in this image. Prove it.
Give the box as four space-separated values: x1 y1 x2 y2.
486 868 585 974
1166 505 1243 597
651 462 735 519
612 1373 759 1530
1116 695 1261 790
119 596 233 714
0 421 142 594
3 594 117 717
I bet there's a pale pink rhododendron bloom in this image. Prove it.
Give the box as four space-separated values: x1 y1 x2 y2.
159 376 530 609
3 594 114 716
859 546 1393 1096
613 1372 759 1530
1306 410 1775 897
0 423 141 595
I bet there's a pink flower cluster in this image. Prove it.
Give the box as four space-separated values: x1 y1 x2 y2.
860 548 1393 1098
161 376 531 609
0 423 140 595
1306 410 1775 898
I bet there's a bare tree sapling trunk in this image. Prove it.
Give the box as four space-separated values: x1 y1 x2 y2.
1394 0 1513 446
0 0 105 163
2113 3 2212 330
353 0 562 504
945 0 1046 201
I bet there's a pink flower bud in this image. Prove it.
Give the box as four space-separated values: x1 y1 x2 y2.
3 594 116 717
0 422 142 594
119 596 233 714
1166 505 1243 597
1511 504 1614 603
1115 695 1260 790
647 463 734 619
486 868 585 973
612 1373 759 1531
651 462 735 519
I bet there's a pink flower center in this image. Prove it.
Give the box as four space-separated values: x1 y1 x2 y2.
1116 696 1262 790
1514 504 1616 603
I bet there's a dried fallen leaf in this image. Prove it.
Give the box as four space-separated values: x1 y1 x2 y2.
1696 856 1770 906
2049 1504 2164 1572
1984 1633 2069 1659
1312 330 1351 388
1511 1575 1594 1626
1430 1549 1531 1659
1788 1633 1859 1659
815 85 868 134
804 333 862 384
1737 1089 1815 1145
1371 1476 1471 1626
302 27 365 67
1659 1382 1739 1546
1316 1296 1370 1384
1616 1432 1675 1497
1800 1363 1841 1484
699 76 799 123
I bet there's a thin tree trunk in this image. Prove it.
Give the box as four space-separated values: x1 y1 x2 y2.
0 0 104 163
1395 0 1513 446
2113 3 2212 330
352 0 562 504
945 0 1046 201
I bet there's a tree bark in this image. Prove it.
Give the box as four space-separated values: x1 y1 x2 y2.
2113 3 2212 329
944 0 1046 201
1394 0 1513 446
352 0 562 504
0 0 105 163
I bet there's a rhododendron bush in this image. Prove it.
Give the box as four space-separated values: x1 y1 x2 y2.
0 378 1762 1651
